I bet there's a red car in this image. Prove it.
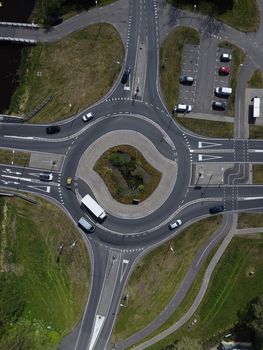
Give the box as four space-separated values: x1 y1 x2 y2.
219 66 230 75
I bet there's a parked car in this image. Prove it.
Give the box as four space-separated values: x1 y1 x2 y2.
220 53 232 62
39 173 53 181
168 219 182 230
215 87 232 97
212 101 227 111
121 67 131 84
46 125 61 134
180 76 194 85
209 205 224 214
219 66 231 75
174 104 192 113
82 112 94 122
66 176 73 189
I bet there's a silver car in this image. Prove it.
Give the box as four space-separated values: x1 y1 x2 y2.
168 219 182 230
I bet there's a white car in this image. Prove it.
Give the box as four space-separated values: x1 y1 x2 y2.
174 104 192 113
220 53 232 62
82 112 94 122
168 219 182 230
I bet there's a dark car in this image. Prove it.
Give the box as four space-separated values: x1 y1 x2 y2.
121 67 131 84
46 125 61 134
219 66 231 75
180 76 194 85
39 173 53 181
212 101 227 111
209 205 224 215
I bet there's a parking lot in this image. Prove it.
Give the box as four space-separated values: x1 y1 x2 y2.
178 42 232 116
177 44 199 111
211 47 232 114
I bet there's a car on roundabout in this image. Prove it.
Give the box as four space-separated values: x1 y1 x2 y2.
46 125 61 134
168 219 182 230
82 112 94 122
209 205 224 214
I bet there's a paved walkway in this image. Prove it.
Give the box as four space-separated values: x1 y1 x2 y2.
183 112 234 123
76 130 177 219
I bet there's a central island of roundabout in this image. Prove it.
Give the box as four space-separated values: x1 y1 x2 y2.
76 130 178 220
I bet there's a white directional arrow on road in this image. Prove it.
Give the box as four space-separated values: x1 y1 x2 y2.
198 154 222 161
2 169 22 175
198 141 222 148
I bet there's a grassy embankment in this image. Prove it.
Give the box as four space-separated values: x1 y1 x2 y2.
144 231 263 350
168 0 260 32
160 27 234 137
113 216 222 342
247 70 263 139
9 24 124 123
0 149 30 167
0 196 90 349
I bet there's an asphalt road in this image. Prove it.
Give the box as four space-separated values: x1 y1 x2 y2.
1 0 263 349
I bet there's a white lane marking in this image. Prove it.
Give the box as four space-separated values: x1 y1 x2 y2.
4 135 34 140
120 259 129 282
198 154 222 161
2 169 22 175
238 196 263 201
198 141 222 148
1 175 33 182
250 150 263 153
89 315 105 350
28 185 51 193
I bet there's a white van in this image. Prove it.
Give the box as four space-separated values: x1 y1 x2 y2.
215 87 232 97
253 97 260 118
78 217 95 233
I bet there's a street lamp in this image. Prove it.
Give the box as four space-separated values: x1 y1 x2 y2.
193 4 196 13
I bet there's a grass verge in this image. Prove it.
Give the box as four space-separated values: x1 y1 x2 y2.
250 125 263 139
237 212 263 229
112 216 222 342
176 117 234 138
0 149 30 167
94 145 161 204
218 41 245 117
168 0 260 32
252 164 263 184
160 26 200 113
145 233 263 349
247 70 263 88
0 196 90 349
9 23 124 123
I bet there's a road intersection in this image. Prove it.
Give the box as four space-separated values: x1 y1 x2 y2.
1 0 263 349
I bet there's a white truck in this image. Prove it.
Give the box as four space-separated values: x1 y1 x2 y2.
81 194 107 220
253 97 261 118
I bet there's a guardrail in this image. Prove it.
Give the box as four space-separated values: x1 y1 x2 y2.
0 21 39 28
0 37 37 44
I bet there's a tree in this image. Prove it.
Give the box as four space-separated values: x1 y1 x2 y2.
240 295 263 349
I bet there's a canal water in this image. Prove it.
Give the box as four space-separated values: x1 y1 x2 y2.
0 0 36 113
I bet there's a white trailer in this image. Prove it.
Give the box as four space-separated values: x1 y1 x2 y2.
81 194 107 220
253 97 261 118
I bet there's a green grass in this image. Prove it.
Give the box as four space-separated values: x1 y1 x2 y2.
250 125 263 139
252 165 263 184
168 0 260 32
112 216 221 342
160 26 200 113
0 196 90 348
94 145 161 204
247 70 263 88
176 117 234 138
9 24 124 123
218 41 245 117
0 149 30 167
145 234 263 349
238 212 263 229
